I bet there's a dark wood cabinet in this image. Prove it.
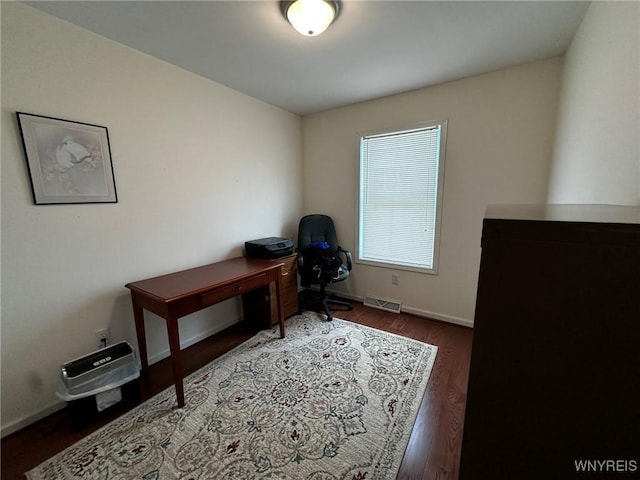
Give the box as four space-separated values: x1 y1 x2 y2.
273 254 299 321
460 205 640 479
243 254 298 328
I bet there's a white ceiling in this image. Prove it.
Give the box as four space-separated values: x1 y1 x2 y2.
25 1 590 116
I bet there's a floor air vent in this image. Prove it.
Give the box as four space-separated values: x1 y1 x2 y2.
363 295 402 314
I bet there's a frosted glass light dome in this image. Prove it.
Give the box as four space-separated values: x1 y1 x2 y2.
285 0 338 37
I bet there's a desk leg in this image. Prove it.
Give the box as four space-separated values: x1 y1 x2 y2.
275 267 285 339
166 316 185 408
131 297 149 373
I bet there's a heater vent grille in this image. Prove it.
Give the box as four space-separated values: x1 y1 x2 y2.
363 295 402 314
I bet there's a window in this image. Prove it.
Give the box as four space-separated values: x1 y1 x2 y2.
357 120 447 273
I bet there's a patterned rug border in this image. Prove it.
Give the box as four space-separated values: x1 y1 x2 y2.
27 312 438 480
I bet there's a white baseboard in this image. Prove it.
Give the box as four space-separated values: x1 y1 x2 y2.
147 315 241 365
401 305 474 328
1 315 243 438
324 289 475 328
1 400 66 438
2 304 469 438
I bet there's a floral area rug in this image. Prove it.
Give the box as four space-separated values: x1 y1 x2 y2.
27 312 437 480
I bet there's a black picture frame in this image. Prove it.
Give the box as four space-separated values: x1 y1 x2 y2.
16 112 118 205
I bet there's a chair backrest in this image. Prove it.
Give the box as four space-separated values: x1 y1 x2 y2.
297 214 339 252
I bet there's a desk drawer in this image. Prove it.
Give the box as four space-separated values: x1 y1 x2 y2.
200 274 267 307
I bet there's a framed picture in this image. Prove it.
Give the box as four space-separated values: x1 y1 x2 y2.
16 112 118 204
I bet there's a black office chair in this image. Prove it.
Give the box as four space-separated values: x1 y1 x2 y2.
297 214 353 321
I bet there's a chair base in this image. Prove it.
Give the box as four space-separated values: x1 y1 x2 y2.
299 288 353 321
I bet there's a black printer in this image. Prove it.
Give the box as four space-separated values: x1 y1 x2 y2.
245 237 294 259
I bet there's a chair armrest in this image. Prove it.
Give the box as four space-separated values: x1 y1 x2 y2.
337 246 352 271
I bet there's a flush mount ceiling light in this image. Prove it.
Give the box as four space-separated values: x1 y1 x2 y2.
280 0 341 37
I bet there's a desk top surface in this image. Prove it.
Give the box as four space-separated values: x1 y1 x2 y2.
125 256 283 301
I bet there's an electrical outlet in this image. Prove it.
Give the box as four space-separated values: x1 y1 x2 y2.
96 328 110 348
392 274 400 285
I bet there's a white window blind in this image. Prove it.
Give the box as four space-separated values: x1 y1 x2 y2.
358 121 446 272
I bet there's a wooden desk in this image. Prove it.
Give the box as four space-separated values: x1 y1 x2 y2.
125 256 285 407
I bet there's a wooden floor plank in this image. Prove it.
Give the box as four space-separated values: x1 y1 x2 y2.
1 302 473 479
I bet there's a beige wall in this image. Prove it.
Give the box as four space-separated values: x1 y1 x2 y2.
302 58 563 325
1 3 302 435
548 1 640 205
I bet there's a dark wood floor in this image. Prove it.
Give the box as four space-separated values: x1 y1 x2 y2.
1 302 473 480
